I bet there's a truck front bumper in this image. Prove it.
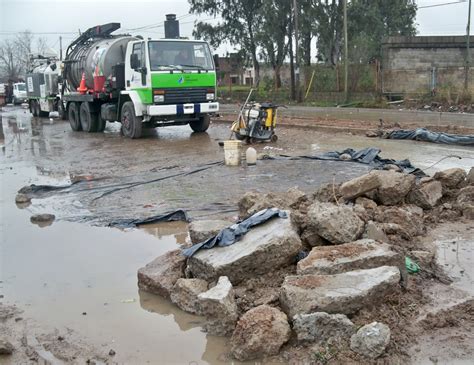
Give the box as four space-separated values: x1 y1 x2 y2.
147 102 219 117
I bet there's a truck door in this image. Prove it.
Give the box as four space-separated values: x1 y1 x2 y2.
129 41 147 88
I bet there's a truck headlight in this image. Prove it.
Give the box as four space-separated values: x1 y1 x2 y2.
154 94 164 103
206 93 215 100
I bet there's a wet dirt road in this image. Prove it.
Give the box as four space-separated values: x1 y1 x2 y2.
1 105 473 364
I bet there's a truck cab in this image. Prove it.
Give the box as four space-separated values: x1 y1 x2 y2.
12 83 27 105
119 39 219 137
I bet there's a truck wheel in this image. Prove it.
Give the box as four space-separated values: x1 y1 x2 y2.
79 102 99 132
34 102 41 117
97 115 106 132
58 101 67 120
30 100 38 117
190 115 210 133
121 101 142 139
68 102 82 131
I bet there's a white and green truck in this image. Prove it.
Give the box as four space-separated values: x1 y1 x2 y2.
60 18 219 138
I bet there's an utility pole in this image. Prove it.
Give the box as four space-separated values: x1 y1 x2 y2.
293 0 301 102
343 0 348 102
465 0 472 91
59 36 63 61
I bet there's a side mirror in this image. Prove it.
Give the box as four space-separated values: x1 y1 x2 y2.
213 54 220 70
130 53 140 70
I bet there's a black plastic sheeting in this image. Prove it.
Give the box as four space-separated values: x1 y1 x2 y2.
182 208 288 257
109 210 189 228
385 128 474 146
287 147 426 177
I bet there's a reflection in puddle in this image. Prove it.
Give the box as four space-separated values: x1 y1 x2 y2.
138 221 190 245
436 236 474 295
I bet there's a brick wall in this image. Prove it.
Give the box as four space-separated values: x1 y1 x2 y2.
382 36 474 94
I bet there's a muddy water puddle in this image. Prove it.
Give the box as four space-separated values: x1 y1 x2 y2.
0 171 235 364
1 212 236 364
431 224 474 295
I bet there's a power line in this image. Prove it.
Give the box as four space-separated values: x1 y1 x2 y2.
418 0 467 9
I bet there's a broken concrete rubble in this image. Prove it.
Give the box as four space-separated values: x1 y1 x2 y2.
188 219 230 244
371 170 416 205
375 205 424 238
0 338 14 355
137 250 186 299
408 180 443 209
170 278 208 315
456 185 474 219
230 305 291 361
198 276 238 336
467 167 474 185
238 187 307 218
296 239 402 276
355 196 378 210
434 168 467 190
292 312 355 343
340 172 381 200
307 202 365 244
350 321 391 359
15 193 30 204
187 212 302 284
364 221 389 243
280 266 401 317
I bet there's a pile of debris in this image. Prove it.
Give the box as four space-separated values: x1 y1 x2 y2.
137 167 474 363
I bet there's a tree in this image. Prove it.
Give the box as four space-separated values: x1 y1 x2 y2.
0 39 22 81
36 37 49 55
311 0 417 65
258 0 291 88
314 0 344 65
16 30 34 72
348 0 417 62
189 0 263 86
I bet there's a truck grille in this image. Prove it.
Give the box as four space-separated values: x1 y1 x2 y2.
163 87 208 104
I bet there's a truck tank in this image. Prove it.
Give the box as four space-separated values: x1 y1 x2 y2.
65 35 136 90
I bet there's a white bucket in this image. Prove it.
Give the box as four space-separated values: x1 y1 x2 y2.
223 140 242 166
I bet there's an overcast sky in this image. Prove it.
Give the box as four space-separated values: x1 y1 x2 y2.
0 0 472 57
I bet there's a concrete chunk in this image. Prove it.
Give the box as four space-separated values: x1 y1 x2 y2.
198 276 238 336
292 312 355 343
307 202 365 244
350 322 391 359
280 266 401 317
170 278 208 315
187 213 302 284
230 305 290 361
297 239 402 275
371 170 416 205
408 180 443 209
434 168 467 189
340 172 381 200
188 219 230 244
137 250 186 299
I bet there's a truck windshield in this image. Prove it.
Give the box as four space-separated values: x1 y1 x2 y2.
17 84 26 91
148 41 214 71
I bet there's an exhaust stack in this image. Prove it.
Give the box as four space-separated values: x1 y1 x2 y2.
164 14 180 39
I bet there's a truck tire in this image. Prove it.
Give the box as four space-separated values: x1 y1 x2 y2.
120 101 142 139
96 115 106 132
30 100 38 117
34 102 41 117
58 101 67 120
190 115 210 133
79 102 99 132
68 102 82 131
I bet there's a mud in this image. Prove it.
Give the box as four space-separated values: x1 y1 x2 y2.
1 105 473 364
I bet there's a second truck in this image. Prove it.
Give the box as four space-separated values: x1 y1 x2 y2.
57 15 219 138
